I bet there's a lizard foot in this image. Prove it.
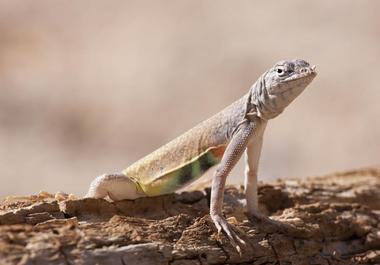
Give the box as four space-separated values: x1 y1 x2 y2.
211 213 246 255
248 212 310 238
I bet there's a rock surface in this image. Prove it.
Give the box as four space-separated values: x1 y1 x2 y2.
1 168 380 265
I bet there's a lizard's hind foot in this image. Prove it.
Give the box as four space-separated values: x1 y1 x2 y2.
85 173 144 201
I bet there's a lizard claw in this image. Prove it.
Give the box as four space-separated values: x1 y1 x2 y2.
211 214 246 255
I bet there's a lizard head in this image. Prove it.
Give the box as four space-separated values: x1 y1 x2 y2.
265 59 317 95
249 59 317 120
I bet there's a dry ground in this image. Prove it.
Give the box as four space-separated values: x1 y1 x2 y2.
0 168 379 264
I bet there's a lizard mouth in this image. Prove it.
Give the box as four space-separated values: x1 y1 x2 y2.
284 65 317 82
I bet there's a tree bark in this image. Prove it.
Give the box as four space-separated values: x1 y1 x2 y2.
0 168 379 264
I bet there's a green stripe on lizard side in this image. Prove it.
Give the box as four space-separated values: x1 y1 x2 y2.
139 145 226 196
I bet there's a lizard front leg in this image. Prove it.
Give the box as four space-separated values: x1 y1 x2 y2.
244 136 263 217
245 139 303 235
210 121 254 251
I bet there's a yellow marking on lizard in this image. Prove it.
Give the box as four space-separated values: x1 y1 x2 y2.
124 145 226 196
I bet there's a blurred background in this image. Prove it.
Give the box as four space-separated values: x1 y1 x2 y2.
0 1 379 198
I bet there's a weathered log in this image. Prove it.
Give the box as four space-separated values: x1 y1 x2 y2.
0 168 379 264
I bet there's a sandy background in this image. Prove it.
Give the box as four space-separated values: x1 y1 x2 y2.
0 1 379 197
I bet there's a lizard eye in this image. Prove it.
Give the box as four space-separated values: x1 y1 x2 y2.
275 66 286 77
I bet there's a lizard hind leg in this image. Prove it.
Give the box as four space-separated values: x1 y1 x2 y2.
85 173 144 201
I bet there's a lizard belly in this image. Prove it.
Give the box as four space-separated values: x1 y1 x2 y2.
143 145 226 196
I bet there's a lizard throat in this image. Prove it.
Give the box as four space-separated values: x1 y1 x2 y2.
247 75 284 120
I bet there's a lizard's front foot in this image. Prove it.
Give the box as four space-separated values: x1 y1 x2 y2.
211 213 246 254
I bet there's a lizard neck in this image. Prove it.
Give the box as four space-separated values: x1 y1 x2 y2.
246 74 289 121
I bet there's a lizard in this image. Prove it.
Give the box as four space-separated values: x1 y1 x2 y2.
85 59 317 251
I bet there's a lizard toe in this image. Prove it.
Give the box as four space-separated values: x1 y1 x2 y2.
211 214 246 254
